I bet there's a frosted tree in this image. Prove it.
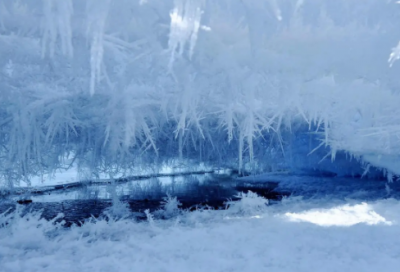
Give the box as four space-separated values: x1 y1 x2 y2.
0 0 400 187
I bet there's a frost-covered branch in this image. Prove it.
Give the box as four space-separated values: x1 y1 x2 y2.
0 0 400 186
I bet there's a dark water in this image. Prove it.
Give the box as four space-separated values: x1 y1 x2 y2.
2 172 398 227
0 173 285 226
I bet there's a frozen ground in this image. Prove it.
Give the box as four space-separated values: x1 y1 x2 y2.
1 175 400 272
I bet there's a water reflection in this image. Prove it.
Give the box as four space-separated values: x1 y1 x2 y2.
28 173 236 203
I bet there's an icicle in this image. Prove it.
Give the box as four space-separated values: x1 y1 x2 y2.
90 31 104 96
56 0 74 57
245 112 255 164
330 145 337 162
178 130 183 160
269 0 282 21
390 2 400 67
41 0 73 58
41 0 57 58
238 129 244 176
168 0 205 68
226 106 234 143
389 41 400 67
291 0 304 27
324 116 329 146
361 164 371 179
86 0 110 96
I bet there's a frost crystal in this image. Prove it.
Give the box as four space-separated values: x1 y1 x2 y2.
86 0 110 95
168 0 205 67
41 0 74 58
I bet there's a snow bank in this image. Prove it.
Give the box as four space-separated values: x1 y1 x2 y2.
1 194 400 272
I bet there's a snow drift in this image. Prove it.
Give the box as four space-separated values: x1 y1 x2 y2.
2 193 400 272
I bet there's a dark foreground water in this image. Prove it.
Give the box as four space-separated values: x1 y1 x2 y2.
1 172 399 227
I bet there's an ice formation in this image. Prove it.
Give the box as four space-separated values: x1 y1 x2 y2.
0 0 399 185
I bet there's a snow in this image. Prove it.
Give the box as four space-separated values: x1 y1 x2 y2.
2 192 400 272
284 202 392 227
2 175 400 271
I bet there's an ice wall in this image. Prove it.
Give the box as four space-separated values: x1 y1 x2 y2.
0 0 399 185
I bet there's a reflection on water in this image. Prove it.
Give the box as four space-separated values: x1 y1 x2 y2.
27 173 237 203
5 172 400 205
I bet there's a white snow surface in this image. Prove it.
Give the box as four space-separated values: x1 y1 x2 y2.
2 192 400 271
